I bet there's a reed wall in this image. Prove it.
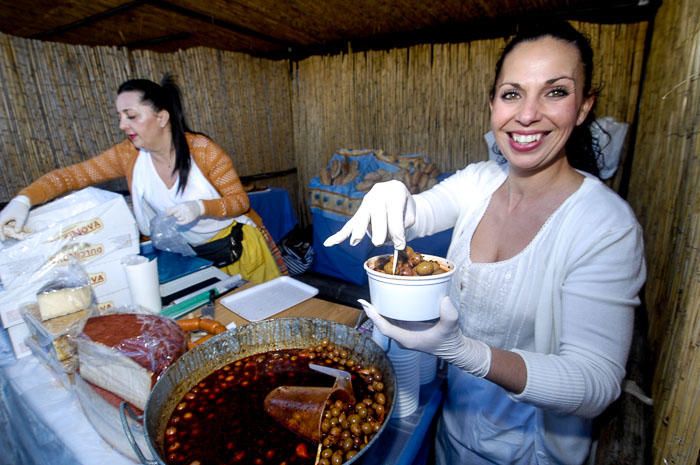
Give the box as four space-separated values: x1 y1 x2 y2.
291 21 648 221
627 0 700 462
0 34 297 207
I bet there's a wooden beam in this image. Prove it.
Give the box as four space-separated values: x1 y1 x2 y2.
30 0 147 40
125 31 192 48
283 1 662 61
149 0 294 47
29 0 294 51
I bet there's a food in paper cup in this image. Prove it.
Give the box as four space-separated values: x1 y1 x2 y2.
364 251 455 321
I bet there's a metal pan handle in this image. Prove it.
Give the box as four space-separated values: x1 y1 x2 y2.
119 401 159 465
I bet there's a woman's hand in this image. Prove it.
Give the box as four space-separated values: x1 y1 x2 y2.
359 296 492 377
0 196 31 241
166 200 204 225
323 180 416 249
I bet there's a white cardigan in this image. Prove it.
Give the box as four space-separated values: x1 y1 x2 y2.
409 161 646 464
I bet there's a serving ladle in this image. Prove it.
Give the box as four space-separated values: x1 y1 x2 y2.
263 363 356 443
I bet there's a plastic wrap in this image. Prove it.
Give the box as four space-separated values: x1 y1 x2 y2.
1 356 137 465
0 187 139 329
20 263 96 385
74 374 150 463
0 187 138 289
149 213 196 256
76 312 187 410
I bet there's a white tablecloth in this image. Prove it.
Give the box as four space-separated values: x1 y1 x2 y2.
0 329 136 465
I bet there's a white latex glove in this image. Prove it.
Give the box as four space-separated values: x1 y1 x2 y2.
0 195 31 241
323 180 416 249
358 296 492 378
166 200 204 225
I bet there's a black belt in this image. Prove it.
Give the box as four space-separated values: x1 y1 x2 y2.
191 222 244 268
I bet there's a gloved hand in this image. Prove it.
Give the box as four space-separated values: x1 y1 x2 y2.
358 296 492 377
323 180 415 249
0 195 31 241
166 200 204 225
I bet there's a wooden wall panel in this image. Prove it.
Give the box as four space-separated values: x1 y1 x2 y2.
627 0 700 462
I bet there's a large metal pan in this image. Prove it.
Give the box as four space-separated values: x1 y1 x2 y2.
120 317 396 465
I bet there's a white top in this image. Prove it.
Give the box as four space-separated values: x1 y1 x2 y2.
130 149 234 245
410 161 646 464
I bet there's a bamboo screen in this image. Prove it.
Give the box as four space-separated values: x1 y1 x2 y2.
0 34 296 205
291 21 648 222
627 0 700 462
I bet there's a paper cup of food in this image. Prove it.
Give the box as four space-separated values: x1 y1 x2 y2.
364 248 455 321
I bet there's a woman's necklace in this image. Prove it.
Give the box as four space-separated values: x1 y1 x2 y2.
156 149 175 170
167 149 176 169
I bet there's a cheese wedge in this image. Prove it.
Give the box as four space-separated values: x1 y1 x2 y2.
37 285 92 321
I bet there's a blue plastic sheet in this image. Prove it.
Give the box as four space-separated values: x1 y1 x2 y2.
248 187 298 243
309 151 399 222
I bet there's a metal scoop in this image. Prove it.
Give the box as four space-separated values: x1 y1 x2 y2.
263 363 356 442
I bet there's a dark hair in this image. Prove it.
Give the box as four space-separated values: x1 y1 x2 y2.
489 20 602 177
118 73 192 193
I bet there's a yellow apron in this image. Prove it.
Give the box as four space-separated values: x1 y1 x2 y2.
207 222 281 284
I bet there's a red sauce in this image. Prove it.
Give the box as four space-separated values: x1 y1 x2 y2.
163 343 388 465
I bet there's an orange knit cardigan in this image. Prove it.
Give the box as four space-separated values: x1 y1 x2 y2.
20 133 250 217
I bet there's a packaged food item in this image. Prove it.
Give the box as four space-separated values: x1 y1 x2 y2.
76 313 187 410
0 187 139 329
21 263 96 379
74 374 150 462
37 283 93 321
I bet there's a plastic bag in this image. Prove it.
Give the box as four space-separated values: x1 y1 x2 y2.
279 225 314 275
485 116 629 180
149 213 196 256
76 312 187 410
591 116 629 180
74 373 153 462
20 261 97 384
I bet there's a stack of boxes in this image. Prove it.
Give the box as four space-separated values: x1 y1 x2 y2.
0 188 140 358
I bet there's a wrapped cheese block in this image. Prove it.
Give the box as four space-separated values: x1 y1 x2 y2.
37 308 89 361
22 301 92 384
77 313 187 410
37 282 93 321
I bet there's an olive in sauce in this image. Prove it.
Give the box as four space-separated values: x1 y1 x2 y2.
163 340 388 465
370 246 446 276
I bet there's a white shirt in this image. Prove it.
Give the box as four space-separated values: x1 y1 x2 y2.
409 161 646 464
130 149 234 245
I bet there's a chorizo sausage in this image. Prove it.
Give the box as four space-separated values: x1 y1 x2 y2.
177 317 227 349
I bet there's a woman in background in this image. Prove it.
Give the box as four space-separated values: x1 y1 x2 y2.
0 74 285 283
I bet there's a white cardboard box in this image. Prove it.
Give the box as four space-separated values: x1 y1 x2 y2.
0 188 139 328
0 188 138 288
84 253 137 300
94 287 132 312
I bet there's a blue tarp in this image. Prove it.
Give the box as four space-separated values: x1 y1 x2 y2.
309 150 454 285
308 151 400 222
312 213 453 285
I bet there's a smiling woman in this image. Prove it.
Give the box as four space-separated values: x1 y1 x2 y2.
325 19 646 465
0 74 287 284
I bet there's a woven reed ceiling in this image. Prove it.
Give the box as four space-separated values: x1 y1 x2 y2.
0 0 654 57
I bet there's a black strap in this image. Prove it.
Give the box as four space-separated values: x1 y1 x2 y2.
192 222 245 267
